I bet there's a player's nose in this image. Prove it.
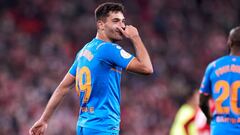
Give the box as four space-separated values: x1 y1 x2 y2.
120 22 125 29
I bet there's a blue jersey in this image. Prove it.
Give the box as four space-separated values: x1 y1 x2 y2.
200 55 240 134
68 38 134 133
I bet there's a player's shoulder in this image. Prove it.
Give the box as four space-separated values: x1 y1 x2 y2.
97 41 122 51
175 104 195 121
75 43 90 59
215 55 231 62
208 56 229 67
212 55 238 66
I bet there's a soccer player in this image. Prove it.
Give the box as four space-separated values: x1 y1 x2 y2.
199 26 240 135
170 89 199 135
29 2 153 135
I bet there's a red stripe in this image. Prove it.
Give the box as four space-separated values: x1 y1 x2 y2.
184 115 196 135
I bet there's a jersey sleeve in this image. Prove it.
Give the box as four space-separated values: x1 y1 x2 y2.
199 62 214 95
68 52 80 77
98 43 135 69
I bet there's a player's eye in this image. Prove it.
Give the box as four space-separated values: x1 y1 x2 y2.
112 19 119 22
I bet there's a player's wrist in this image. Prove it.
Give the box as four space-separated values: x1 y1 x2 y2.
130 35 140 41
39 116 49 123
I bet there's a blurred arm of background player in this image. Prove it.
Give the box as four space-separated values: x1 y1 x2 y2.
199 94 211 125
118 25 153 75
29 73 75 135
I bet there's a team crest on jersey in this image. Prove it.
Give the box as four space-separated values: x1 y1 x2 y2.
120 49 131 59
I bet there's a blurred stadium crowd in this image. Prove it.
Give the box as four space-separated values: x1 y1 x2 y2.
0 0 240 135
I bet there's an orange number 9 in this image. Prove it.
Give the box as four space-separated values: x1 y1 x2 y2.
75 66 92 103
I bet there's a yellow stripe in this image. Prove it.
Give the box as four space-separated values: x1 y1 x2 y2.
111 68 122 74
126 57 135 70
68 72 76 78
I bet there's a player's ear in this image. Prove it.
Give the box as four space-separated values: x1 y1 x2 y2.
227 38 232 48
227 40 232 48
96 20 104 30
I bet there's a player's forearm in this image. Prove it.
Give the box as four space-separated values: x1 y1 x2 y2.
200 104 211 124
130 36 153 73
199 94 211 124
39 86 69 122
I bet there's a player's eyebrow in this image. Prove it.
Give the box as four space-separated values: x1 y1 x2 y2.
112 18 125 22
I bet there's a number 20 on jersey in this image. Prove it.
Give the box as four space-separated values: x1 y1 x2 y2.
215 80 240 115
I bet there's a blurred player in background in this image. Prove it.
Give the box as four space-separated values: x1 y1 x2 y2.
29 2 153 135
199 26 240 135
170 88 210 135
170 89 199 135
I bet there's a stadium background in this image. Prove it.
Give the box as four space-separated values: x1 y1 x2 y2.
0 0 239 134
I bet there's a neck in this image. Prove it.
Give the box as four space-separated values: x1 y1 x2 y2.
230 52 240 56
230 47 240 56
96 32 112 43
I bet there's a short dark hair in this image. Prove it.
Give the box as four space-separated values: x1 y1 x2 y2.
95 2 124 22
229 26 240 47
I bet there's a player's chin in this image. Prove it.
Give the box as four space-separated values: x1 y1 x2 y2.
113 36 123 42
118 34 125 40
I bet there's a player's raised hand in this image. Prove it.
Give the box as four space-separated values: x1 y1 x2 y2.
117 25 139 40
29 120 48 135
